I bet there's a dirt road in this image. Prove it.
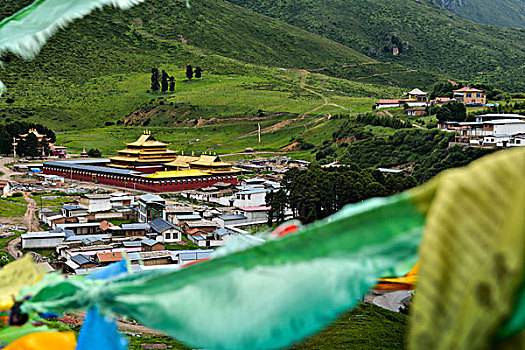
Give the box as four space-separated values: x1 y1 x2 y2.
0 157 16 181
23 193 41 232
6 194 40 260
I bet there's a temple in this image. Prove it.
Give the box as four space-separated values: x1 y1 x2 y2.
13 128 50 157
109 131 178 172
43 131 241 193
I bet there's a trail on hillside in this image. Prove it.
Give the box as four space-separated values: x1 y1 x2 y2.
206 69 351 151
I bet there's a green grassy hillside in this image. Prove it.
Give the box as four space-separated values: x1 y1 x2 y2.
227 0 525 91
0 0 403 129
437 0 525 28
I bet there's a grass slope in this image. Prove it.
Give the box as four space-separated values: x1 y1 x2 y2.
0 0 400 129
437 0 525 28
227 0 525 91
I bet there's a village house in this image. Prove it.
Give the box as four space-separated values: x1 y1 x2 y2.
406 108 426 116
128 251 174 266
21 230 68 249
138 193 165 223
95 252 123 266
50 145 67 158
61 205 89 219
148 217 181 243
55 222 101 235
183 220 219 235
375 88 428 109
172 249 214 265
64 254 97 273
234 206 270 223
163 205 194 222
62 233 111 246
429 97 451 105
172 214 202 227
107 223 151 239
453 86 486 106
109 192 133 208
141 238 165 252
215 214 249 227
79 194 112 213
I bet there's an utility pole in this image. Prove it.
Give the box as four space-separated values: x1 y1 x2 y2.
258 123 261 151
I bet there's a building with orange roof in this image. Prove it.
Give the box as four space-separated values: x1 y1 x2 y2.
453 86 486 106
95 252 123 266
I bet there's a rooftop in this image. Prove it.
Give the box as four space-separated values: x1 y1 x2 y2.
185 220 219 228
71 254 95 266
128 251 172 261
239 206 271 212
142 238 162 246
220 214 248 221
138 193 165 203
121 223 150 230
407 88 427 95
453 86 484 93
176 214 202 220
142 169 211 179
22 231 66 239
45 160 138 176
96 252 123 263
149 217 178 233
174 249 214 261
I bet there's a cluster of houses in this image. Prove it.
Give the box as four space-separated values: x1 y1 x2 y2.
439 114 525 148
181 177 292 227
20 177 281 274
375 86 489 111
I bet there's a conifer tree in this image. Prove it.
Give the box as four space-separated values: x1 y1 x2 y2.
25 133 40 158
194 66 202 79
151 68 160 92
161 70 169 93
186 65 193 80
169 76 175 92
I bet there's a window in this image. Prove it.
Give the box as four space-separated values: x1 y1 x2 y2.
166 232 171 240
476 94 481 98
517 140 521 144
466 93 472 98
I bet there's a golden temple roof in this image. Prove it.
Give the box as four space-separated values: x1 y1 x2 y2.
190 155 233 168
125 132 169 148
142 170 211 179
164 156 200 168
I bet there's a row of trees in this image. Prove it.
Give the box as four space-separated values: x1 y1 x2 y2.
266 165 417 225
151 68 175 94
150 65 203 93
0 122 56 156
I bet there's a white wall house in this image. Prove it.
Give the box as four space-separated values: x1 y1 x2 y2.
79 194 112 213
21 231 66 249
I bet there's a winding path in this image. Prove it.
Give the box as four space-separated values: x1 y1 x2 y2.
207 69 351 150
0 157 16 181
5 192 41 260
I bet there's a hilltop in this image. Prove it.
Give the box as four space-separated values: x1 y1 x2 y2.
227 0 525 91
437 0 525 28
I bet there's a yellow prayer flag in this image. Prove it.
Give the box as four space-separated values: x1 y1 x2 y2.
0 256 44 310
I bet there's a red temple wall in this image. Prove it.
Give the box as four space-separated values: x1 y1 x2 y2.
43 166 238 193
